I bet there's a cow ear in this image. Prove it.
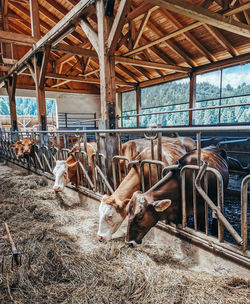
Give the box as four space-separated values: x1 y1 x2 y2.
153 199 171 212
9 144 15 148
16 141 22 144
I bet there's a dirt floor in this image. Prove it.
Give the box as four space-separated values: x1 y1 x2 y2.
0 163 249 304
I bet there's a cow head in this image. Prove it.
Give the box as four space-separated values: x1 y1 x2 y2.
97 195 130 242
9 141 24 158
22 137 35 155
53 160 69 192
126 191 171 246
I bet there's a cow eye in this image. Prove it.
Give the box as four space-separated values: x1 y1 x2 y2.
137 213 144 221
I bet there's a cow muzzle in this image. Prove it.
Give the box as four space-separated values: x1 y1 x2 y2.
53 186 63 193
98 235 107 243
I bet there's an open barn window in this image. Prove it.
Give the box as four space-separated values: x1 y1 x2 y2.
121 90 137 128
140 78 190 127
0 96 56 131
195 63 250 125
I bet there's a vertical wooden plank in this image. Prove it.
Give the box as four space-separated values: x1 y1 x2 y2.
189 72 196 126
136 85 141 128
34 54 47 130
29 0 41 38
7 73 18 131
96 0 116 120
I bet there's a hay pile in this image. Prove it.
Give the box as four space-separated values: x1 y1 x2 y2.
0 164 249 304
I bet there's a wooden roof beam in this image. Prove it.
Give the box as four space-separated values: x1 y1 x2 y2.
107 0 132 55
115 56 191 72
79 19 99 53
161 9 217 62
124 21 202 56
147 20 197 67
133 9 152 49
0 30 37 45
46 72 135 87
144 0 250 38
203 24 240 56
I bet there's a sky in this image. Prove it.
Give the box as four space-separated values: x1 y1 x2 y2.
196 62 250 89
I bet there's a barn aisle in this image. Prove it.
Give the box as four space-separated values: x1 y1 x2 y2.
0 164 249 304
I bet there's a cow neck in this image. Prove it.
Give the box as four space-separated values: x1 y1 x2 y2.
114 167 141 206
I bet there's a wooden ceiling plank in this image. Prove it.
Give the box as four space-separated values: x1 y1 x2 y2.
115 56 191 72
79 19 99 53
161 9 216 62
108 0 132 55
144 0 250 38
203 24 240 56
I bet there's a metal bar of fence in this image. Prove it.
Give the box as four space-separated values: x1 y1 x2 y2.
118 102 250 119
6 125 250 134
194 163 243 246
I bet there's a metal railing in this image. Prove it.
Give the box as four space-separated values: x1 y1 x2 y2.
0 126 249 258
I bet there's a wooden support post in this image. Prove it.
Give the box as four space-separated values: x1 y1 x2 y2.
189 72 196 126
96 0 116 121
136 85 141 128
29 0 41 39
6 73 18 131
34 53 47 130
96 0 120 185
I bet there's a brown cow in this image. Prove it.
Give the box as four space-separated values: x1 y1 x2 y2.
97 140 190 242
53 142 97 192
9 137 35 158
126 146 229 246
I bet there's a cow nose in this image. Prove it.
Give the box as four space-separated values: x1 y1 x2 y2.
53 186 62 192
98 236 106 243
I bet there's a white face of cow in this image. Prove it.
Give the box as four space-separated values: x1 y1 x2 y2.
53 160 69 192
97 196 126 242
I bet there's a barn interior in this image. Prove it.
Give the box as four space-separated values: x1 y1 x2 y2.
0 0 250 302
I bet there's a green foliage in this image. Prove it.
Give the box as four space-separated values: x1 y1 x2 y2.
0 97 56 116
121 78 250 128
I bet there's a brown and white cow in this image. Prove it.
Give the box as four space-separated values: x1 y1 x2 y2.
126 146 229 246
97 139 191 242
53 142 97 192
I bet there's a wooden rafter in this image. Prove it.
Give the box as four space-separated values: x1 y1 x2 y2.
107 0 132 55
144 0 250 38
115 56 191 72
0 30 37 45
203 24 240 56
161 9 216 62
79 19 99 53
124 22 202 56
133 9 152 49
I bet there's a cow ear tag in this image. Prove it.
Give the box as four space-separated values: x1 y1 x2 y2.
153 199 171 212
